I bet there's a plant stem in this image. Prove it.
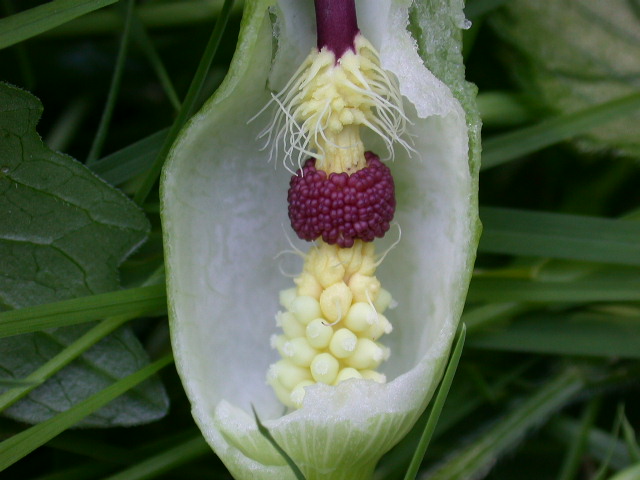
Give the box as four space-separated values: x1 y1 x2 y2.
314 0 358 57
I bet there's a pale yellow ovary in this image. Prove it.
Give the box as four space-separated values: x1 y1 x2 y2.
267 241 395 408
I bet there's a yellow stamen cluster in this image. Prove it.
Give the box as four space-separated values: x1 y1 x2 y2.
268 241 395 408
259 34 411 174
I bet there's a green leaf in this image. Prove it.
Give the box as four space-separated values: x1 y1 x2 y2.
404 325 466 480
86 0 135 164
0 314 129 413
480 207 640 265
481 92 640 170
90 129 167 186
101 434 211 480
0 82 167 427
0 284 167 338
253 407 306 480
0 0 118 50
488 0 640 159
467 277 640 303
0 354 173 472
468 312 640 358
608 463 640 480
133 0 236 205
557 397 601 480
0 322 169 427
464 0 511 19
43 0 245 37
424 369 584 480
619 407 640 463
549 416 633 471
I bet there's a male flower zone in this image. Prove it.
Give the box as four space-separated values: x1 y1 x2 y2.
161 1 480 479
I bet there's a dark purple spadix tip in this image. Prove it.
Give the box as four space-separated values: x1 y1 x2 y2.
314 0 359 59
288 152 396 248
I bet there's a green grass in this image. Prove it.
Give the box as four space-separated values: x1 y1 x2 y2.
1 0 639 479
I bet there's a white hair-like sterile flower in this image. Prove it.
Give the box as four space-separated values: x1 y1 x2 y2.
161 1 481 479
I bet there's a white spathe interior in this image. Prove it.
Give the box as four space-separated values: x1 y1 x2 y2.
163 0 474 475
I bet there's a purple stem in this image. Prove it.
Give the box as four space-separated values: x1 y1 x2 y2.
314 0 359 59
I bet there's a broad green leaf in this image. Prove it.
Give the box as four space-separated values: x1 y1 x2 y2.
0 314 128 413
488 0 640 159
468 312 640 359
0 83 167 427
0 321 169 428
0 0 118 50
0 354 173 472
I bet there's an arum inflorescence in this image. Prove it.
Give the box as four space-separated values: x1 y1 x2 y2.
161 0 480 478
266 0 406 409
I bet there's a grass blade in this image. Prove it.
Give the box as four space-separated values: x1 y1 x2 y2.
557 397 602 480
130 13 181 112
252 406 306 480
86 0 134 164
462 303 533 332
481 92 640 170
101 435 210 480
608 463 640 480
0 315 131 412
404 325 466 480
133 0 235 205
476 91 534 128
45 97 90 152
0 284 166 338
619 406 640 463
468 312 640 359
0 0 118 49
90 129 168 185
480 207 640 266
422 368 584 480
0 354 173 472
548 416 632 471
45 0 244 37
467 277 640 303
